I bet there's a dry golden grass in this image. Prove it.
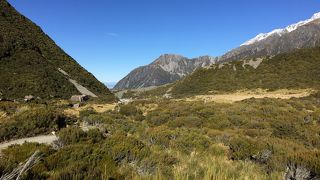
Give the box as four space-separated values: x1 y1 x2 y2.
0 111 7 120
132 144 283 180
64 103 116 117
185 89 314 103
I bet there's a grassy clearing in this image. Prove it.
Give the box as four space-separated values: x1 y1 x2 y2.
184 89 314 103
63 103 116 117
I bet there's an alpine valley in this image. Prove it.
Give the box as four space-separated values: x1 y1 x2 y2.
0 1 320 180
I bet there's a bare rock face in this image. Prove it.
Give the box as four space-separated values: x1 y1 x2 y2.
70 95 89 102
114 54 217 90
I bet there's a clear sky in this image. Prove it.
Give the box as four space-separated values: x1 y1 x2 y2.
7 0 320 83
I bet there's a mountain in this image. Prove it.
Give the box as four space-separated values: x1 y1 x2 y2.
116 12 320 90
219 12 320 62
113 54 216 90
105 82 117 89
0 0 114 100
170 47 320 97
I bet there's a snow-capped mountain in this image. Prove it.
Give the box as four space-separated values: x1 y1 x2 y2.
241 12 320 46
220 12 320 62
113 54 217 90
115 12 320 90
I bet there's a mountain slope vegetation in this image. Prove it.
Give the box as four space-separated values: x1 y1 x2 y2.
0 0 114 100
1 94 320 179
171 47 320 97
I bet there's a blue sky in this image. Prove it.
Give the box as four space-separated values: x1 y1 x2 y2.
8 0 320 83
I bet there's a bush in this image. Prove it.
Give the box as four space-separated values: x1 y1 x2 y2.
45 143 121 179
119 104 142 117
228 137 264 160
173 129 210 154
57 127 87 145
271 121 303 140
145 127 176 149
0 143 52 179
102 135 151 163
0 107 65 142
146 113 170 127
168 116 203 129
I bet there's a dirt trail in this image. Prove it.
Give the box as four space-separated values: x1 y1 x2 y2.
0 135 57 151
185 89 314 103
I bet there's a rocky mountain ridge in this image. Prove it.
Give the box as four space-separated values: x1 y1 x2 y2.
116 12 320 90
113 54 217 90
219 12 320 62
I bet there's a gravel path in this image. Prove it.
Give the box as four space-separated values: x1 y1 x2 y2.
68 79 98 97
57 68 98 97
0 135 58 151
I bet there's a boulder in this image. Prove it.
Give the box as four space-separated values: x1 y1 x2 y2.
70 95 89 102
24 95 34 102
304 115 313 124
73 103 80 109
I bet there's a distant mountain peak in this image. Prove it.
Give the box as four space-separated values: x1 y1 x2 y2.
152 54 186 65
114 55 216 90
241 12 320 46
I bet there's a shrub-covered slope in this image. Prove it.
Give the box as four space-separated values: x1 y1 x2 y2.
171 47 320 97
0 0 113 100
1 94 320 179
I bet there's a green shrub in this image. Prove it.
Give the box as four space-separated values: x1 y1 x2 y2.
0 143 52 179
271 121 303 140
45 143 121 179
79 108 97 118
167 116 203 129
228 137 263 160
103 135 151 163
145 127 176 149
0 107 65 142
119 104 142 116
57 127 87 145
146 113 170 127
173 129 210 154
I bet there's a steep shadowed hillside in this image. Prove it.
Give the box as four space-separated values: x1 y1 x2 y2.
0 0 114 100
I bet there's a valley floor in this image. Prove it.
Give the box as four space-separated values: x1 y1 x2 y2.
0 89 319 179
